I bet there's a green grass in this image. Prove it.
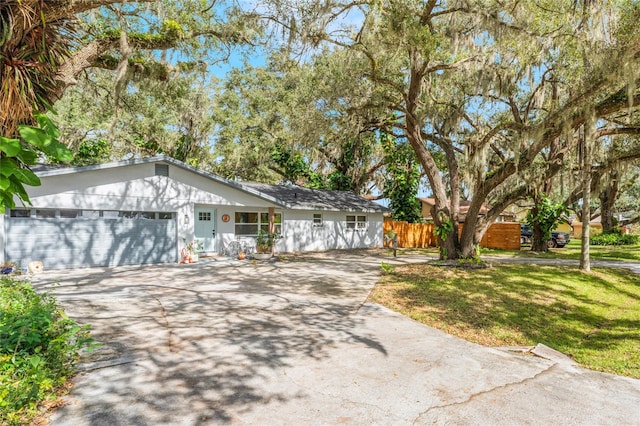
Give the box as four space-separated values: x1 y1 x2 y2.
369 263 640 378
553 239 640 262
383 237 640 262
483 239 640 262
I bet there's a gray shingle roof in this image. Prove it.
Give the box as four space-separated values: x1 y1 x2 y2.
241 182 389 213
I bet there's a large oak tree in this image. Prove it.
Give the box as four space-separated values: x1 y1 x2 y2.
262 0 640 259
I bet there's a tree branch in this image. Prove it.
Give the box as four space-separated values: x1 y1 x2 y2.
44 0 156 23
595 127 640 138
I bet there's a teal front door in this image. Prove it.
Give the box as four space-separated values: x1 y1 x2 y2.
194 206 216 253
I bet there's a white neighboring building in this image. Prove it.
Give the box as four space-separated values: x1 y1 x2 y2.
0 156 387 269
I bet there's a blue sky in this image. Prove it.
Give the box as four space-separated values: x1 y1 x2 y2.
207 45 267 78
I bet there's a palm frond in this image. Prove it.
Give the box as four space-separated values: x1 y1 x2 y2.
0 0 74 136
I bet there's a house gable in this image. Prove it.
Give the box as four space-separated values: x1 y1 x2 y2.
25 160 276 211
31 155 387 213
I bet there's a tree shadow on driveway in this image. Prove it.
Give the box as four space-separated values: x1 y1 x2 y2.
34 256 387 424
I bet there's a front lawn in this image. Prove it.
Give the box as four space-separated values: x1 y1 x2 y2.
484 239 640 262
369 263 640 378
551 239 640 262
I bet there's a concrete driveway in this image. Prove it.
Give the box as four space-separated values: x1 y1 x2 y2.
34 252 640 425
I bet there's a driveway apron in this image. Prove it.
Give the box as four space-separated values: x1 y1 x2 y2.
33 253 640 425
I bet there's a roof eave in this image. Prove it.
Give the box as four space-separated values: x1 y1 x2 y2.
33 155 388 213
34 155 289 208
285 205 389 213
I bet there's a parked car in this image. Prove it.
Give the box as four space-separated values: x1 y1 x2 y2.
520 224 571 248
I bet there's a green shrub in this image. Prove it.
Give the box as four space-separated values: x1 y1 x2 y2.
606 227 623 235
0 276 93 425
591 233 640 246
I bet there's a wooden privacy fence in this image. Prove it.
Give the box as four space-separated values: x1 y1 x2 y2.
383 220 436 248
383 219 521 250
474 222 521 250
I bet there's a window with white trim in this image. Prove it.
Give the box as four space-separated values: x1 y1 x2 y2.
260 212 282 234
313 213 323 227
346 215 367 230
235 212 282 235
235 212 259 235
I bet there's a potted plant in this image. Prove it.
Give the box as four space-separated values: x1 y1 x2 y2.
254 230 281 260
181 238 204 263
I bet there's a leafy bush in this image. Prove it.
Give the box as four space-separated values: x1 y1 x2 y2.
591 233 640 246
0 276 93 425
526 195 568 250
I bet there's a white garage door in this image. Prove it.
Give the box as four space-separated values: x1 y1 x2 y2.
5 209 177 269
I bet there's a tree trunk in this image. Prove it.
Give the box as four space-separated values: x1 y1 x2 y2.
458 221 477 258
531 225 548 251
459 199 485 258
459 212 492 258
580 179 591 271
580 121 593 271
431 205 459 259
404 49 460 259
599 172 619 234
529 200 549 252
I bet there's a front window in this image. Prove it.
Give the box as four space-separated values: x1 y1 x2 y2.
235 212 259 235
346 215 367 230
260 212 282 234
313 213 323 227
235 212 282 235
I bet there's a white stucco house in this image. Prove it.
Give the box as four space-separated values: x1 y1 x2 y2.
0 155 388 269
